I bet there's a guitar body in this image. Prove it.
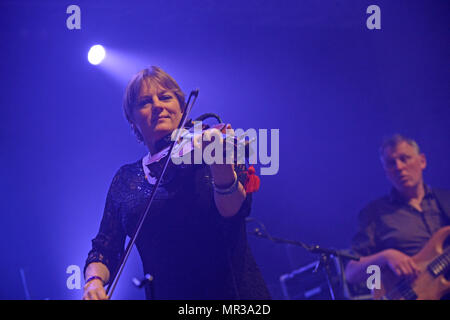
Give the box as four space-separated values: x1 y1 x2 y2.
373 226 450 300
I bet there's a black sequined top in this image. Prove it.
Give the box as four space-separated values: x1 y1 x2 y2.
84 159 271 300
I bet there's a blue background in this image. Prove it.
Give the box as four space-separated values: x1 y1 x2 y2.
0 0 448 299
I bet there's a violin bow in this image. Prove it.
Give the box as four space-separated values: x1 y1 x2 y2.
106 89 199 299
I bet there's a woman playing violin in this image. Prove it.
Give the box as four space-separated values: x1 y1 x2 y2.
83 66 271 300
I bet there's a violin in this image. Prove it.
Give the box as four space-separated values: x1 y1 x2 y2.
146 119 256 179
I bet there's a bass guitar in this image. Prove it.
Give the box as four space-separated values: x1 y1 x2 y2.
373 226 450 300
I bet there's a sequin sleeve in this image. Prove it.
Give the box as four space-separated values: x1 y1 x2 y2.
84 167 127 282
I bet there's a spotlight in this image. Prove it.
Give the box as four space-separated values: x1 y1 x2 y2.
88 45 106 65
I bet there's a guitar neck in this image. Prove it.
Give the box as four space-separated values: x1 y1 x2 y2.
427 247 450 277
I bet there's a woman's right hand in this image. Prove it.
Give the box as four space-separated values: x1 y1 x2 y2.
82 279 108 300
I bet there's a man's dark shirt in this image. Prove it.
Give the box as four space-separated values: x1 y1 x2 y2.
351 185 450 257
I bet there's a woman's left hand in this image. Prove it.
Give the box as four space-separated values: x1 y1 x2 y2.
192 123 235 166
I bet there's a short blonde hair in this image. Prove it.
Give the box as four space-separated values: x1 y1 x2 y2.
123 66 186 142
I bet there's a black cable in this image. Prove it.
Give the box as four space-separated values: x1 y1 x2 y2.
194 113 222 123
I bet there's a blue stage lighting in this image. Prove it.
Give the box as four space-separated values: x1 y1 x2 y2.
88 45 106 65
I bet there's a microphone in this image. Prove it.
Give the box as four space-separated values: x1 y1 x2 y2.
132 273 154 289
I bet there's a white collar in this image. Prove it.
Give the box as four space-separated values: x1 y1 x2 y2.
142 136 194 185
142 152 157 185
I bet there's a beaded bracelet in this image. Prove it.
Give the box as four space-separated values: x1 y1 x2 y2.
212 171 239 195
85 276 105 286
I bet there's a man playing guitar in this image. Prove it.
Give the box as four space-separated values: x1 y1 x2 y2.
345 134 450 299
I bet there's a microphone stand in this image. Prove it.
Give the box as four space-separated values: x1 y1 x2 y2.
246 218 359 300
106 90 199 299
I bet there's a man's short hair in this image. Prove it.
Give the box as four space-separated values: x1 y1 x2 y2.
379 134 421 159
